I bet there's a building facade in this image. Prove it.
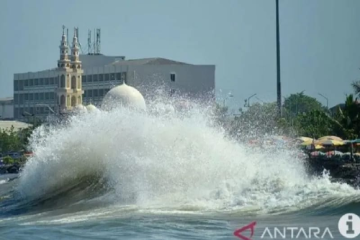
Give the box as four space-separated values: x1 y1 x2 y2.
0 97 14 119
13 28 215 121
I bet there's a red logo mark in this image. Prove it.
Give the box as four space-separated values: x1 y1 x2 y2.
234 221 257 240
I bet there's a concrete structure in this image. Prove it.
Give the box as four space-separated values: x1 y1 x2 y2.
13 27 215 121
0 97 14 119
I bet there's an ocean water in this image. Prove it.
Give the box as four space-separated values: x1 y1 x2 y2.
0 97 360 240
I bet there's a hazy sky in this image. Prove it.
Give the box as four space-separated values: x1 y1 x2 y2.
1 0 360 110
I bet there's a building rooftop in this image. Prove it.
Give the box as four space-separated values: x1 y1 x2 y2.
110 58 191 66
0 121 32 131
0 97 13 103
14 56 202 77
80 54 125 68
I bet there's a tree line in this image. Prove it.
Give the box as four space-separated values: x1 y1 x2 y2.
214 82 360 140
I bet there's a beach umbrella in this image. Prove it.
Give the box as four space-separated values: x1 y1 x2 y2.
298 137 313 142
297 137 315 146
317 139 344 146
317 136 343 141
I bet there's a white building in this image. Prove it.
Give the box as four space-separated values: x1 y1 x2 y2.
0 97 14 119
13 28 215 121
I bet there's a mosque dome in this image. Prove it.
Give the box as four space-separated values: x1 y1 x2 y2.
86 104 98 113
101 83 146 111
73 104 87 114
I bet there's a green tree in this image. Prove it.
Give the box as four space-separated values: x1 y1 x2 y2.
0 126 22 152
293 110 333 138
284 92 324 117
332 94 360 139
229 102 282 139
2 156 14 165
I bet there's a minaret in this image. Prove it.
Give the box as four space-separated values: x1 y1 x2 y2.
69 27 84 107
56 26 73 113
57 26 70 68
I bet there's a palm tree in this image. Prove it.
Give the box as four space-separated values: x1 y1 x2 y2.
333 94 360 139
352 81 360 96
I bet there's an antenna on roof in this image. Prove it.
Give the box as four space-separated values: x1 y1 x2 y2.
77 27 84 54
96 29 101 54
93 29 96 55
87 30 92 55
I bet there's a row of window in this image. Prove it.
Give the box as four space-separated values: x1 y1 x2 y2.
14 92 56 104
14 72 128 91
82 72 126 83
14 77 58 91
83 89 110 98
14 106 54 118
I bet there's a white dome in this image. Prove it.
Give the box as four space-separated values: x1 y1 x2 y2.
73 104 87 114
86 104 98 112
101 83 146 111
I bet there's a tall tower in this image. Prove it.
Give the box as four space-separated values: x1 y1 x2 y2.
56 27 84 112
69 27 84 108
56 26 73 112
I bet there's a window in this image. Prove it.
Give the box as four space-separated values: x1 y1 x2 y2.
99 89 104 96
14 108 19 118
39 78 44 85
116 72 121 80
88 90 93 97
121 72 127 83
34 93 39 100
14 81 19 91
24 80 28 87
24 93 28 101
93 74 98 82
50 78 54 85
29 93 33 100
19 80 24 90
61 75 65 88
105 74 110 81
29 79 33 86
71 76 77 89
99 74 104 81
93 89 98 97
88 75 93 82
55 77 59 86
110 73 115 80
19 94 23 104
82 75 87 83
39 93 44 100
34 79 38 85
45 92 50 100
84 90 87 97
45 78 49 85
170 73 176 82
